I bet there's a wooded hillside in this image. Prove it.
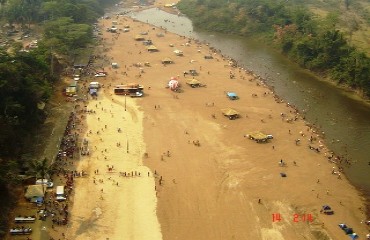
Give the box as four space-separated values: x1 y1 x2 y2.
178 0 370 97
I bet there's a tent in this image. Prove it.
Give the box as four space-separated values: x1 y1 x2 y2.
168 79 180 91
162 58 173 64
186 79 201 88
173 49 183 56
349 233 359 239
147 45 158 52
221 108 239 120
321 205 334 215
226 92 239 100
24 185 45 200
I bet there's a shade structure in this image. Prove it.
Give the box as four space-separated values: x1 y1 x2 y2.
162 57 173 63
221 108 239 116
186 79 201 85
134 35 145 41
147 45 158 51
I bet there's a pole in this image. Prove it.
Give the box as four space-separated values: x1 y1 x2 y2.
125 93 127 111
126 133 129 153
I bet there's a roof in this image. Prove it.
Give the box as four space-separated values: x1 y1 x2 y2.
147 45 158 50
24 185 45 199
186 79 201 85
221 108 239 116
162 57 173 62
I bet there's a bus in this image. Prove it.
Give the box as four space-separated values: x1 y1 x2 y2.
114 84 144 97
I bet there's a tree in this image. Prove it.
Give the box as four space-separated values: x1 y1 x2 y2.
43 17 92 59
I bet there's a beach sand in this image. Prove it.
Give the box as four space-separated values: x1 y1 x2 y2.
59 12 368 240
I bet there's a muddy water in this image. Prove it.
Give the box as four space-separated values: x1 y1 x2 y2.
123 8 370 196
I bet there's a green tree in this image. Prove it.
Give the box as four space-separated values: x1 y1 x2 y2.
43 17 92 59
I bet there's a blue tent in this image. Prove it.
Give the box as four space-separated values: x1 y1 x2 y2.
349 233 358 239
226 92 239 100
89 88 98 96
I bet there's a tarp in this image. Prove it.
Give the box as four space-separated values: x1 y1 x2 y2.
221 108 239 116
24 185 45 199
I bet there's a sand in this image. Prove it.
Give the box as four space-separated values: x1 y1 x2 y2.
59 10 369 240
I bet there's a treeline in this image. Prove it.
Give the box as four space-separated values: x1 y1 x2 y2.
177 0 370 97
0 0 115 236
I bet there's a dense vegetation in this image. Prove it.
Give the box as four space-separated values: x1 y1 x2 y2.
177 0 370 97
0 0 116 236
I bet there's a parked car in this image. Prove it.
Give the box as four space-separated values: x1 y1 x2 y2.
95 72 107 77
35 179 54 188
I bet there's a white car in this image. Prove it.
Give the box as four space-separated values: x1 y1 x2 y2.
95 73 106 77
35 179 54 188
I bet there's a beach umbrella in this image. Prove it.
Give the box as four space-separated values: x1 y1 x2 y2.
168 79 179 90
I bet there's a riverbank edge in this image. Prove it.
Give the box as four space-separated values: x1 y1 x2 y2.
174 2 370 104
134 5 370 220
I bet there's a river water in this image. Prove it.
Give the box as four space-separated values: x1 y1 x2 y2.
120 8 370 196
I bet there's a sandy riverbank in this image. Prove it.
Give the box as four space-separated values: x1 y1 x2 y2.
52 10 369 240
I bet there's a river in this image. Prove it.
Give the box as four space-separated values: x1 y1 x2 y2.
115 7 370 197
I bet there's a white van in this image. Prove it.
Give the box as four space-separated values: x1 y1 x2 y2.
56 186 66 201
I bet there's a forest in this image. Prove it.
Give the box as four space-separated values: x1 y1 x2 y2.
0 0 116 236
177 0 370 97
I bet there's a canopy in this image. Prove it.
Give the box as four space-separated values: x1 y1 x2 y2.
168 79 179 90
221 108 239 116
24 185 45 199
174 49 183 55
134 35 145 41
247 131 268 141
186 79 201 85
162 57 173 63
147 45 158 51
